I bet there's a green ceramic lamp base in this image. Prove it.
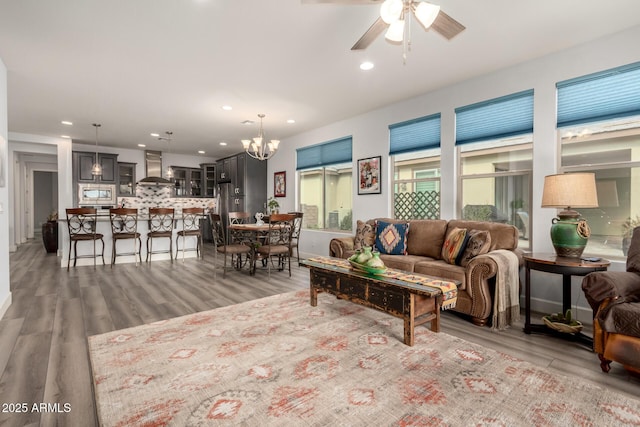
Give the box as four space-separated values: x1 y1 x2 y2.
550 209 591 258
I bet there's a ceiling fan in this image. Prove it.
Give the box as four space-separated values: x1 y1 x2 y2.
303 0 465 50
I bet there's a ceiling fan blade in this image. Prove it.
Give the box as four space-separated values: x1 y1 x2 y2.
351 17 387 50
431 10 465 40
301 0 382 4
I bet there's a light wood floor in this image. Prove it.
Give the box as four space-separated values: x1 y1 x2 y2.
1 240 638 426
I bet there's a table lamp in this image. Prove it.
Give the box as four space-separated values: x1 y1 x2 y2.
541 173 598 258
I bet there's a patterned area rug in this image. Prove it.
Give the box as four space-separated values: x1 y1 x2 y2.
89 291 640 426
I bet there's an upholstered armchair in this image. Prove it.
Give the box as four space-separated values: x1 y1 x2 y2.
582 226 640 374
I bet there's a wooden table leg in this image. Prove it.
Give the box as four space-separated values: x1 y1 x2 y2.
310 285 318 307
404 294 415 346
431 294 442 333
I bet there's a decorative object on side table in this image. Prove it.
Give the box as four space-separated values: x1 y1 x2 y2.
357 156 381 195
274 171 286 197
42 210 58 253
542 309 583 334
541 172 598 258
267 197 279 214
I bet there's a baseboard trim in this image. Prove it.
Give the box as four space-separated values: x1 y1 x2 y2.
0 293 12 319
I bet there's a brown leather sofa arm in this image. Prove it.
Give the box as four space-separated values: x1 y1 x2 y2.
581 271 640 311
329 237 355 258
463 254 500 320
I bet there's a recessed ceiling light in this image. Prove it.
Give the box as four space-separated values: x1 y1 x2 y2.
219 142 227 146
360 61 374 71
222 105 233 111
150 133 159 137
287 119 296 124
138 144 146 148
60 135 71 139
61 121 73 126
198 150 205 154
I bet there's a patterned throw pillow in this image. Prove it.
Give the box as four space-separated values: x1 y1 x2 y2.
375 220 409 255
458 229 492 267
354 220 375 250
441 227 470 265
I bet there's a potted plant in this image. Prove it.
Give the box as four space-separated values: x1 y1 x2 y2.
42 210 58 254
267 197 280 214
622 215 640 256
542 309 583 334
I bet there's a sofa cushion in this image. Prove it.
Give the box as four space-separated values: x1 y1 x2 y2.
378 254 433 272
459 229 492 267
354 220 375 250
442 227 469 265
446 220 518 251
375 220 409 255
405 219 448 259
414 260 467 291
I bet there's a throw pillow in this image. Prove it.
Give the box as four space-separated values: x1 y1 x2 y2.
441 227 470 265
375 220 409 255
354 220 375 250
459 229 492 267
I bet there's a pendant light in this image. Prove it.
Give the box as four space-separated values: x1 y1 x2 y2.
91 123 102 176
160 131 174 179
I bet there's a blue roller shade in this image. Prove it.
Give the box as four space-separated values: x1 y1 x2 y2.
455 89 534 145
296 136 352 170
557 61 640 128
389 113 441 155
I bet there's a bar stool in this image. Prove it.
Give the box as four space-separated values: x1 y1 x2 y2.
146 207 175 262
65 207 105 271
109 208 142 266
175 207 204 262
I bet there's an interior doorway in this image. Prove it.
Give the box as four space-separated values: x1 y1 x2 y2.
33 171 58 235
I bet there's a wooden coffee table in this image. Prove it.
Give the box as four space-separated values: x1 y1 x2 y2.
301 257 459 346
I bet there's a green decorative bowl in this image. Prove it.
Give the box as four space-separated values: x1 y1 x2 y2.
349 259 387 275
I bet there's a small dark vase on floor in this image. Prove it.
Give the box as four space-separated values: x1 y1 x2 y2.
42 221 58 253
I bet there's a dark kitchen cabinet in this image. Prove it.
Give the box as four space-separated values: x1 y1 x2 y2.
171 166 203 197
117 162 136 196
201 163 216 197
74 151 118 183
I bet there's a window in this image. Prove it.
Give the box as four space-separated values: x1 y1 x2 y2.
297 137 352 231
557 62 640 259
456 90 534 248
390 114 441 220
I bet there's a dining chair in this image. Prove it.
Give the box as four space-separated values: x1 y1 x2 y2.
109 208 142 266
255 213 296 278
146 207 175 262
175 207 204 262
288 211 304 266
210 213 252 276
65 207 105 271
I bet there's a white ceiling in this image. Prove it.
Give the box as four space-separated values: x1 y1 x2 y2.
1 0 640 158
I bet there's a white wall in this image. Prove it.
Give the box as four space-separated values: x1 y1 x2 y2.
268 25 640 320
0 57 10 319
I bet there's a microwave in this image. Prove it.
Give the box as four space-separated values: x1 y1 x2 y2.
78 183 117 206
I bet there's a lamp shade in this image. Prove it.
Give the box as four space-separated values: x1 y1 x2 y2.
541 173 598 209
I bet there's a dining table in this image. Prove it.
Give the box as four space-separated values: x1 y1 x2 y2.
227 222 281 275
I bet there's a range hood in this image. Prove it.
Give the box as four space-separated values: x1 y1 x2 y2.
138 150 174 186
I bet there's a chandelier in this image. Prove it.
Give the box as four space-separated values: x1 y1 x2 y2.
91 123 102 176
241 114 280 161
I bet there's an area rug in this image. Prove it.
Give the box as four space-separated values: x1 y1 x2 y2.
88 291 640 426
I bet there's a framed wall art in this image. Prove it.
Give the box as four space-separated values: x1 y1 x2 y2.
274 171 286 197
358 156 381 195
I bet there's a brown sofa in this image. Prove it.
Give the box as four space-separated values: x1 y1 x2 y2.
329 218 523 326
582 226 640 374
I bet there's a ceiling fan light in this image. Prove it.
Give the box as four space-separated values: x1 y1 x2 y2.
414 2 440 29
380 0 403 24
385 19 405 42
